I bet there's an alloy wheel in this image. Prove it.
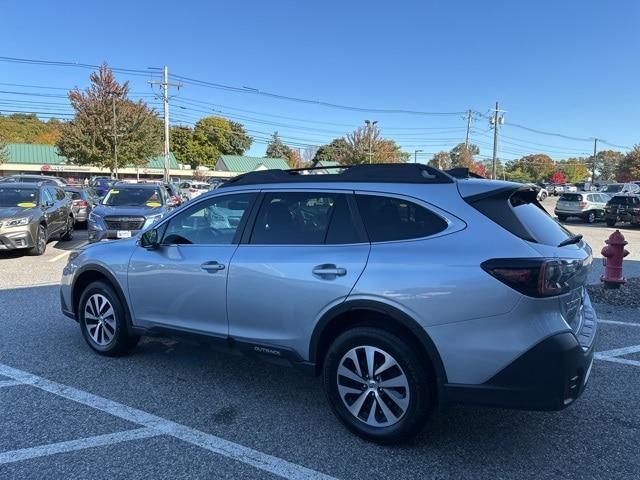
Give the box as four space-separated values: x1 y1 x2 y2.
337 346 410 427
84 294 117 346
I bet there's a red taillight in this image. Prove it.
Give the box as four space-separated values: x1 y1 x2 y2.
73 199 88 207
190 188 197 192
579 201 587 208
482 258 584 297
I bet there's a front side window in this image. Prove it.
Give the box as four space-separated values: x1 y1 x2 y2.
163 193 256 245
355 194 448 242
251 192 360 245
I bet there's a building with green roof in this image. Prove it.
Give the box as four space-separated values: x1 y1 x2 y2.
0 143 186 180
216 155 289 173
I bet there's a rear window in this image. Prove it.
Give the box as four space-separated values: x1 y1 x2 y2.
66 191 82 200
355 194 448 242
469 188 570 246
609 196 637 206
559 193 583 202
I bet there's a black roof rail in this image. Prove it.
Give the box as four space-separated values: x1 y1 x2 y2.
220 163 454 188
444 168 485 179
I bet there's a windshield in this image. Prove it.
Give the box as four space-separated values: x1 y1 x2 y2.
102 188 163 207
0 187 39 208
602 184 623 193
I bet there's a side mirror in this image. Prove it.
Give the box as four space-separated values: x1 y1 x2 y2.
140 228 160 250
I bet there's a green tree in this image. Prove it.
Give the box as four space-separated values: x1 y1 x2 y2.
344 123 406 164
0 113 63 144
557 158 589 183
312 138 350 165
169 125 195 166
506 154 555 182
427 151 451 170
504 161 534 183
449 143 480 168
590 150 624 181
0 136 7 164
265 131 292 159
616 145 640 181
56 64 163 173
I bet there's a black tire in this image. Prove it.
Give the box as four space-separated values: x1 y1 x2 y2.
79 281 140 356
585 211 596 224
27 224 47 256
606 218 616 227
60 215 74 241
323 327 432 444
557 215 567 222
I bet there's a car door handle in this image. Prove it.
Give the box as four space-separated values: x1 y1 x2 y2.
312 264 347 277
200 261 226 272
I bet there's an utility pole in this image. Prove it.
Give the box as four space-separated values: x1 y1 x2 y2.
414 149 423 164
464 109 472 149
490 102 505 180
591 138 598 182
149 66 181 182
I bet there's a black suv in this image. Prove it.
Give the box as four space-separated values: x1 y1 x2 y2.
604 194 640 227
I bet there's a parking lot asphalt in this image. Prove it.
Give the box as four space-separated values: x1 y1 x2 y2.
1 223 640 479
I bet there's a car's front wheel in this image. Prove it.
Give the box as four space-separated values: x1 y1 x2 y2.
606 218 617 227
557 214 567 222
79 281 139 356
323 327 432 444
27 224 47 256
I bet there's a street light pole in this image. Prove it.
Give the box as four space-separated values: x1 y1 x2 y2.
364 120 377 163
111 96 118 179
414 149 423 163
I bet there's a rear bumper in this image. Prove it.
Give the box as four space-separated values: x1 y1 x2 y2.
444 331 594 411
554 208 590 218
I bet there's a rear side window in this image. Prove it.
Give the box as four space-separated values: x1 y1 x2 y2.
67 191 81 200
559 194 582 202
355 194 448 242
251 192 360 245
469 189 570 246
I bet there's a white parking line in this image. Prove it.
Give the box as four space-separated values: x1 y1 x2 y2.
598 319 640 328
0 380 22 388
595 344 640 358
0 428 159 465
47 251 71 263
595 356 640 368
0 363 336 480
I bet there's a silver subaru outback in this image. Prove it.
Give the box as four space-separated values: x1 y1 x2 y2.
60 164 597 444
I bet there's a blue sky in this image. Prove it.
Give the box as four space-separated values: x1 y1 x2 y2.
1 0 638 162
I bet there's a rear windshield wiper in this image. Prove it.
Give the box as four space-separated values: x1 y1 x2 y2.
558 234 583 247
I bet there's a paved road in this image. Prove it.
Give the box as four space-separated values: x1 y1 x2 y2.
0 227 639 479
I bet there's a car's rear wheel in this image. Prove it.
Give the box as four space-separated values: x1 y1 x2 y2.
79 281 139 356
61 215 74 241
585 211 596 224
323 327 431 444
557 214 567 222
606 218 617 227
27 225 47 256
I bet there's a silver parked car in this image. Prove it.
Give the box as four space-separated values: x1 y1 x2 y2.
60 164 597 444
554 192 608 223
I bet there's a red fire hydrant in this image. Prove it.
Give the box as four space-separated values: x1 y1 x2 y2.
601 230 629 289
